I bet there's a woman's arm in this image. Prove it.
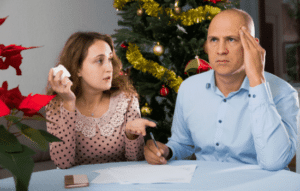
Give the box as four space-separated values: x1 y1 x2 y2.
124 96 145 161
46 100 77 169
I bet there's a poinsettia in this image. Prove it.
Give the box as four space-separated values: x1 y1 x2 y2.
0 81 25 110
0 16 61 191
0 81 56 117
204 0 224 4
19 94 56 117
0 99 10 116
0 44 39 75
0 16 8 26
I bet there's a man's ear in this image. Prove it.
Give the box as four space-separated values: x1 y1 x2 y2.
203 41 207 54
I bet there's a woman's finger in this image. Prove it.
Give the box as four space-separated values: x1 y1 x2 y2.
54 70 64 84
48 69 54 88
61 76 69 86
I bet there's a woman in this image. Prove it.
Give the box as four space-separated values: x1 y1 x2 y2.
45 32 155 169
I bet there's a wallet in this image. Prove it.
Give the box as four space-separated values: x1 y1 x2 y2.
64 174 89 189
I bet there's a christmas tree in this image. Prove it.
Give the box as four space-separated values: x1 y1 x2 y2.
112 0 237 143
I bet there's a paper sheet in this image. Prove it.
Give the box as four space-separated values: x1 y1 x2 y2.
91 164 197 184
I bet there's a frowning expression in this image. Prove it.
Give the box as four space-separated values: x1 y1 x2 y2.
204 12 250 77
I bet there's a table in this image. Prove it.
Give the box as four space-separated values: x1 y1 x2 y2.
1 160 300 191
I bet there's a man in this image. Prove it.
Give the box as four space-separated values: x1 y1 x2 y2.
144 8 300 171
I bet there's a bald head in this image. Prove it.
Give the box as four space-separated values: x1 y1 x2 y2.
209 8 255 37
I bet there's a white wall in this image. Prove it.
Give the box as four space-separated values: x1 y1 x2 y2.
0 0 120 95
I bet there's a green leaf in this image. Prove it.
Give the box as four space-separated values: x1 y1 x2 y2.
5 115 22 123
14 123 48 152
0 125 22 153
0 144 35 190
22 113 54 124
39 129 62 143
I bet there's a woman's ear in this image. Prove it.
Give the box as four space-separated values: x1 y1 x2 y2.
255 38 259 44
77 70 82 77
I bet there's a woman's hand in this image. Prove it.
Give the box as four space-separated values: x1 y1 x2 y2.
125 118 156 140
48 68 76 110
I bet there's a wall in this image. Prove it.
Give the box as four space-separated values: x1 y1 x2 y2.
0 0 120 95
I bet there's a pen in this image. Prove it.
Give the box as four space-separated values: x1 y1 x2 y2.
150 132 159 149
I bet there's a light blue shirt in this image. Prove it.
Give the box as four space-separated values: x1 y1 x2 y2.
166 70 300 171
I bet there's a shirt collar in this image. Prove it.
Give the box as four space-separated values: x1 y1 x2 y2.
205 70 250 92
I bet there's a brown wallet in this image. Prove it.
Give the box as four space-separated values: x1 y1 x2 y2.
64 174 89 189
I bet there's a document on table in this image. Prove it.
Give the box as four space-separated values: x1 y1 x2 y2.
91 164 197 184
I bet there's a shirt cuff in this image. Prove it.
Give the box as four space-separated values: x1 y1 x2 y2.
248 82 274 108
165 143 177 161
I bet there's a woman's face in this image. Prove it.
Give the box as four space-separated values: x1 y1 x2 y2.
78 40 113 92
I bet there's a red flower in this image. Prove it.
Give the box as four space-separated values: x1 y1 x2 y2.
0 44 39 75
1 90 25 111
19 94 56 117
0 81 25 110
204 0 224 4
0 16 8 26
0 99 10 117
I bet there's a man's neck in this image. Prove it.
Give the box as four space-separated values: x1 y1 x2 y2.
215 72 246 98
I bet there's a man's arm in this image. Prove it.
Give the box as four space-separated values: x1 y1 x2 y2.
165 83 195 160
240 26 299 170
249 82 299 170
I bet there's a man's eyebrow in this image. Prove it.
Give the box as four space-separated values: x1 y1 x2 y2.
207 35 240 39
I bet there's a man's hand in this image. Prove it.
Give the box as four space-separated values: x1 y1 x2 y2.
240 26 266 87
144 140 169 165
125 118 156 140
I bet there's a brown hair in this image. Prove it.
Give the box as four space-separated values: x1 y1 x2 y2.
45 32 138 101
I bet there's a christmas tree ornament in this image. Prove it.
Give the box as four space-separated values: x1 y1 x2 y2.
184 56 212 75
160 85 169 97
121 42 128 49
174 0 181 15
141 103 152 116
126 43 182 93
137 8 144 16
153 42 164 56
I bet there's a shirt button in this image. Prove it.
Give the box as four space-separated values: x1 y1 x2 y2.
206 83 211 89
218 120 222 123
253 94 256 98
216 143 219 146
248 94 251 97
223 99 227 102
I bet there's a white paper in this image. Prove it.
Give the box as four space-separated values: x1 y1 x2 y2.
92 164 197 184
52 64 71 80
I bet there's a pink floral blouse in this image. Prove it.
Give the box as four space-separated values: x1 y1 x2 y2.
46 92 144 169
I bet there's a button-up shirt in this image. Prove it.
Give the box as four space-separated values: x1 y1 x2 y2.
166 70 300 170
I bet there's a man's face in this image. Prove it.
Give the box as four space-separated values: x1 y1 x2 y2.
204 13 249 77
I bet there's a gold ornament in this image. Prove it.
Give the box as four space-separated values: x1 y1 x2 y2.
141 103 152 116
174 0 181 15
174 7 181 15
114 0 221 26
153 42 164 56
137 8 144 16
126 43 182 93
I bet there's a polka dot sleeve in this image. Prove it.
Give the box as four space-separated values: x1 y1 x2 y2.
46 100 76 169
124 96 145 161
